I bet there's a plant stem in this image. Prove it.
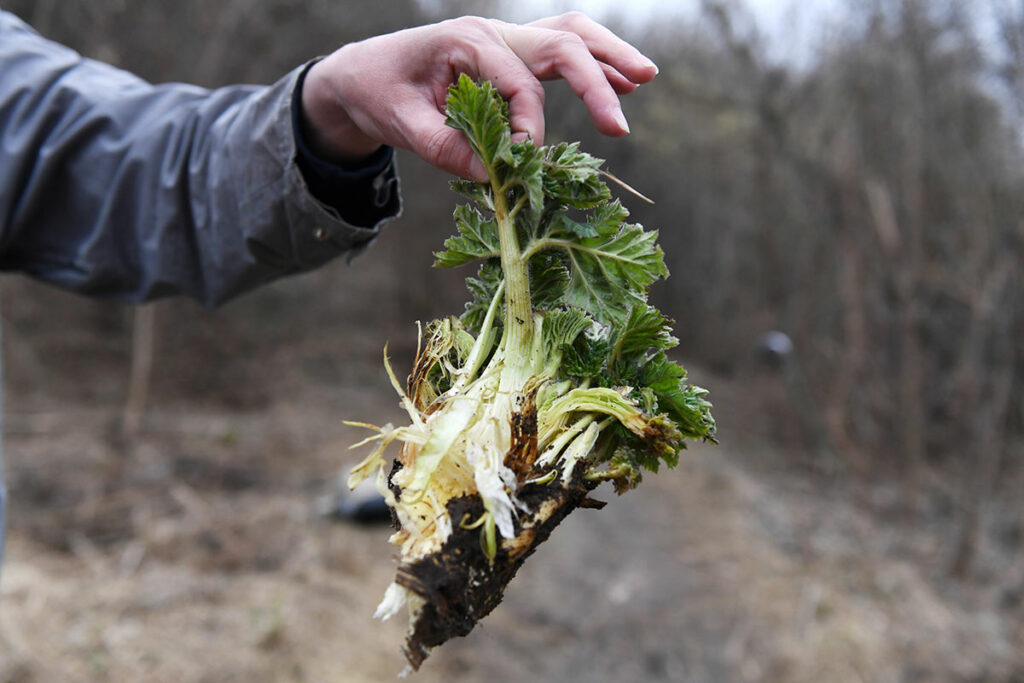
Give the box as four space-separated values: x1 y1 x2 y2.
453 281 504 393
490 175 533 384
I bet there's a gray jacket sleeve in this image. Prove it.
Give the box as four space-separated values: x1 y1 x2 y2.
0 11 401 306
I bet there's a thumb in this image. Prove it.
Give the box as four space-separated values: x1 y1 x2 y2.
413 123 489 182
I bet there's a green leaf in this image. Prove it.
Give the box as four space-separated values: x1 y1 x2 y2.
561 329 610 380
434 205 501 268
640 353 716 442
528 251 570 311
610 304 679 363
541 308 593 353
450 179 492 210
605 449 644 493
553 213 599 239
559 223 669 326
445 74 512 168
460 260 504 335
543 142 610 209
613 414 682 473
510 142 546 212
584 200 631 237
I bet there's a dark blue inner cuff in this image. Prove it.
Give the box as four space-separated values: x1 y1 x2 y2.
291 62 398 228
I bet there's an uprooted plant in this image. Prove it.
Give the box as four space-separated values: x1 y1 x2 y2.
347 74 715 671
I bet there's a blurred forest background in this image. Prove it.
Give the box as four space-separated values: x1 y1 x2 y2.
0 0 1021 681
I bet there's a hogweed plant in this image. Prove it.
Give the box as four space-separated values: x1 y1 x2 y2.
347 75 715 671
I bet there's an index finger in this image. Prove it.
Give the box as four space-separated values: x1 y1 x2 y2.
527 12 658 84
496 21 632 137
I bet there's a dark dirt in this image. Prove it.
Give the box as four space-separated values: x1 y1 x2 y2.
399 472 599 670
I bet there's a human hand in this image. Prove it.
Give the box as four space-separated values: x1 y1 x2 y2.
299 12 658 181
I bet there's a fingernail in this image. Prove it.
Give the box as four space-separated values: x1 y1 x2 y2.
612 107 630 135
469 157 488 182
639 54 659 75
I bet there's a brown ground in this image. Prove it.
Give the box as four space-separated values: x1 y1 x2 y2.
0 268 1021 683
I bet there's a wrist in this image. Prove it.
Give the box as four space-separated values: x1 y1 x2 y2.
300 57 383 165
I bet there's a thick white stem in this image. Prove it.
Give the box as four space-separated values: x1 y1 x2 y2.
490 179 534 392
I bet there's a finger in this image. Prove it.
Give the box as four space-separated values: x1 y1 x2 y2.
602 62 639 95
494 71 546 145
444 19 548 144
528 12 658 85
498 23 630 137
457 55 547 145
428 17 548 144
406 109 489 181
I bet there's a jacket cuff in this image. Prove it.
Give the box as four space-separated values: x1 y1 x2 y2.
291 60 400 229
238 63 402 273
